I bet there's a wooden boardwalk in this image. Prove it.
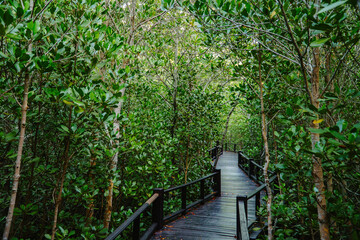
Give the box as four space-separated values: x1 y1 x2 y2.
151 151 261 239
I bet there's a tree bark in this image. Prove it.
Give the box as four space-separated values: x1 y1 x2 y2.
310 46 330 240
2 73 31 240
51 108 72 240
2 0 34 233
258 50 273 240
104 0 136 228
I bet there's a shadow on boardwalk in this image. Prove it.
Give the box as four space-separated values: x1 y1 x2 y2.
152 151 260 240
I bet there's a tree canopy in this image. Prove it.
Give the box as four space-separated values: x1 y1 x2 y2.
1 0 359 239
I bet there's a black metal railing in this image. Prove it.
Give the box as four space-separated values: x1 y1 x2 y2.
106 146 222 240
163 169 221 222
236 175 277 240
238 151 274 184
236 151 277 240
224 142 241 152
209 144 223 161
105 189 163 240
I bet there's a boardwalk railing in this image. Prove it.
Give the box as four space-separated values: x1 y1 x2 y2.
236 175 277 240
236 151 277 240
237 151 274 184
209 143 223 161
106 147 222 240
224 142 241 152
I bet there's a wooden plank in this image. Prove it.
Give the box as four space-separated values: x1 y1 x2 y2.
238 201 250 240
151 152 263 239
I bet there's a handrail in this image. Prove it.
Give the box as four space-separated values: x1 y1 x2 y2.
163 169 221 222
223 142 241 152
164 172 218 193
105 194 159 240
106 145 223 240
236 150 278 240
209 144 223 162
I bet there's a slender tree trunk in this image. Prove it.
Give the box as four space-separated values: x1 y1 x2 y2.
170 26 179 166
2 73 31 240
271 122 282 195
258 51 273 239
2 0 34 233
310 46 330 240
51 108 72 240
104 0 136 228
86 152 96 226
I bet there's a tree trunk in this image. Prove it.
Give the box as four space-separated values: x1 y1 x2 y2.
51 108 72 240
258 50 273 240
104 0 136 228
2 73 31 240
310 46 330 240
2 1 34 233
271 122 282 195
86 152 97 226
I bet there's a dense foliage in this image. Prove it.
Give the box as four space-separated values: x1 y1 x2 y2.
1 0 360 239
0 1 227 239
187 0 360 239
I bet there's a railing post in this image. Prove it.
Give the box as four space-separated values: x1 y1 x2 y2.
236 195 249 240
133 215 140 240
236 196 240 240
255 192 261 219
225 142 228 151
200 179 205 204
234 144 236 152
214 169 221 196
153 188 164 230
254 165 258 181
238 151 242 166
181 186 187 214
247 158 251 176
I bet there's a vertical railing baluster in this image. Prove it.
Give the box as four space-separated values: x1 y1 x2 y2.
255 165 257 180
181 186 187 214
248 158 251 176
214 169 221 196
133 215 140 240
153 188 164 230
200 179 205 203
255 192 261 219
236 196 240 240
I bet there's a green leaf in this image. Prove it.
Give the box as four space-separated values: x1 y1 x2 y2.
286 107 294 116
60 125 69 133
309 128 328 134
0 51 8 59
336 119 346 132
7 33 22 40
310 38 330 47
14 62 21 72
311 23 333 32
0 24 6 36
45 234 51 239
330 130 346 141
34 21 41 34
4 10 14 26
63 99 74 106
318 1 347 14
72 100 85 107
16 6 24 18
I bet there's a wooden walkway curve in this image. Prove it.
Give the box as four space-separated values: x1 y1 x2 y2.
151 151 261 240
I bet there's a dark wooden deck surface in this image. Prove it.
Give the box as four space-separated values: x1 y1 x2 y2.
151 151 261 239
